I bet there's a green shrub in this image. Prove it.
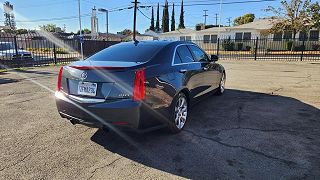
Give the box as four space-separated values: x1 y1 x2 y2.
222 38 235 51
236 43 243 51
286 41 293 51
293 45 305 51
312 44 320 51
245 46 251 51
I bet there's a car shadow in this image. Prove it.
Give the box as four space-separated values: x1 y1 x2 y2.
15 69 55 75
0 77 19 85
90 89 320 179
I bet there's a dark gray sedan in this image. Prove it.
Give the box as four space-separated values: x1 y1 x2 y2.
55 41 225 133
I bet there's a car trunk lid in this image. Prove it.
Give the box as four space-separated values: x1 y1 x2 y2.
62 60 145 100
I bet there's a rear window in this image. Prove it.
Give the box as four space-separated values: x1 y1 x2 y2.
88 43 163 62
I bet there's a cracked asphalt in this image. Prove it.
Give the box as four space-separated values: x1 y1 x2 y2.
0 60 320 179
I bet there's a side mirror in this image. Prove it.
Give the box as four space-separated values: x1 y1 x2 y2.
210 55 219 62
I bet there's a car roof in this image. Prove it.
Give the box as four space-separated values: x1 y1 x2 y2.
116 40 195 48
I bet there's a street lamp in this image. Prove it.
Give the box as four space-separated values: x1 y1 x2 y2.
98 8 109 41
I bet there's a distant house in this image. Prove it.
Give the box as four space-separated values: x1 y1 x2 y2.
158 28 196 41
159 19 320 43
97 33 122 41
122 33 158 41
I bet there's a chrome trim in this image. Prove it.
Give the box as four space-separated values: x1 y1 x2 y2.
55 91 105 103
171 43 209 66
68 94 106 103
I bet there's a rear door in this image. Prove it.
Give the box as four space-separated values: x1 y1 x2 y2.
188 45 220 93
174 45 206 98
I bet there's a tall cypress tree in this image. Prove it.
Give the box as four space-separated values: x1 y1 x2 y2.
178 0 185 29
171 3 175 31
155 3 160 32
150 7 155 31
162 0 169 32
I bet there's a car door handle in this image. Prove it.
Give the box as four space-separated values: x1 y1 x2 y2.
179 69 187 73
203 67 208 71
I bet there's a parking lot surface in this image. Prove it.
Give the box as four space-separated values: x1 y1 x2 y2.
0 60 319 179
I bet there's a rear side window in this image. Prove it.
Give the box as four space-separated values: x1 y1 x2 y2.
88 43 163 62
188 45 209 62
176 45 194 63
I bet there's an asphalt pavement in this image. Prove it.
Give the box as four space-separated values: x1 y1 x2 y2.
0 60 319 179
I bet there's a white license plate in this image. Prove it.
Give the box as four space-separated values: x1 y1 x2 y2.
78 82 97 97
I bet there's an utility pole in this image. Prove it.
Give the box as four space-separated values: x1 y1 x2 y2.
132 0 140 41
77 0 84 60
203 10 208 26
98 8 109 41
218 0 223 38
215 13 218 26
227 17 231 26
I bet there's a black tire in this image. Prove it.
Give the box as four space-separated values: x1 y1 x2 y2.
168 92 189 133
215 72 226 95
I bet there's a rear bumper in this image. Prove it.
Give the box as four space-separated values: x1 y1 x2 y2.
55 91 165 130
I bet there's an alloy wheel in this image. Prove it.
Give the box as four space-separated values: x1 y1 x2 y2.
220 73 225 93
174 96 188 130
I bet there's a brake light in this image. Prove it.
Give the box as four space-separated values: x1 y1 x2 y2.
133 69 145 101
57 67 63 91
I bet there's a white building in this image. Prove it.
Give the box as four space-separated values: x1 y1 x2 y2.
158 18 319 42
158 28 196 41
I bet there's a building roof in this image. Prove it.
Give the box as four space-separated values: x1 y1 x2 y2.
229 18 280 30
198 27 228 33
161 28 195 35
198 18 280 33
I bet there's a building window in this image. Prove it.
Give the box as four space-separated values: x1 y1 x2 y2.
203 35 210 43
235 32 243 41
283 31 293 40
186 36 192 41
243 32 252 40
180 36 186 41
211 35 218 43
309 30 319 41
299 32 307 41
273 32 282 41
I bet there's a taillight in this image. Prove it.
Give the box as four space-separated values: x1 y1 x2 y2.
133 69 145 101
57 67 63 91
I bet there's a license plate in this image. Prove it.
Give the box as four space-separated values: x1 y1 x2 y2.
78 82 97 97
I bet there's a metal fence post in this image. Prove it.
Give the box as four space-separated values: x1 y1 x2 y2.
254 37 259 60
53 44 57 64
217 38 220 56
13 35 19 61
300 37 305 61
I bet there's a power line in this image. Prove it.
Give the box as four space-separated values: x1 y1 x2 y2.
16 0 76 9
137 8 151 20
139 0 276 7
0 5 134 23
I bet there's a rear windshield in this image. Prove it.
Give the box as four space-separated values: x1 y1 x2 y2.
88 43 163 62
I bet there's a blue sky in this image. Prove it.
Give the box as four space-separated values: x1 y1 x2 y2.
1 0 283 33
